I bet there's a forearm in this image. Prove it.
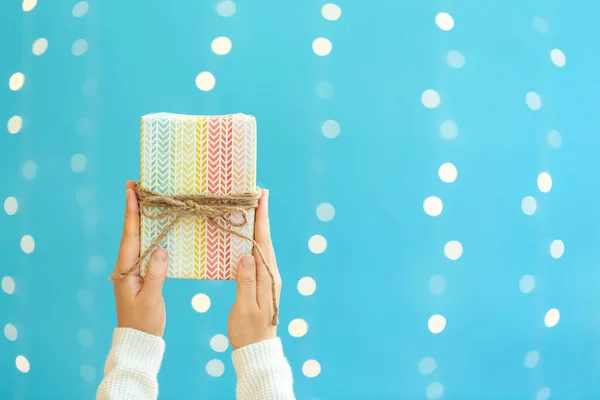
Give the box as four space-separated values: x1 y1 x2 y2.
232 338 295 400
96 328 165 400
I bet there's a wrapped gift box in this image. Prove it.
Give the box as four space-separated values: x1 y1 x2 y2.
139 112 256 280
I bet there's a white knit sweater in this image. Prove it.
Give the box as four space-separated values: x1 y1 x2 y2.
96 328 295 399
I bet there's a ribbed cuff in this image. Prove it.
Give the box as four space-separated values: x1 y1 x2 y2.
110 328 165 377
232 338 286 374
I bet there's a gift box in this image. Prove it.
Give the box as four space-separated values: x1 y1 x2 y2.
139 113 257 280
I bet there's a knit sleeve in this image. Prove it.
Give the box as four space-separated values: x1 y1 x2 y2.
232 338 295 400
96 328 165 400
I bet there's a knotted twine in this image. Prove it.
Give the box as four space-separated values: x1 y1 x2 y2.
111 186 278 326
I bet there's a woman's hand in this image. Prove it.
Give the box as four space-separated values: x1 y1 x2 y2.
228 189 282 349
111 181 168 337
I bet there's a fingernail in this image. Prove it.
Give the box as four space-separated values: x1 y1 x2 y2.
155 248 168 261
263 189 269 199
241 255 255 268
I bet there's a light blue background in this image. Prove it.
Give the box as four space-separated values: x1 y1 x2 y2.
2 1 600 399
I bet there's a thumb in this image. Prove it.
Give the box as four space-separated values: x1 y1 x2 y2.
236 255 257 306
140 248 168 298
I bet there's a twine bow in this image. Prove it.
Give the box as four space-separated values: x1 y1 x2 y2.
111 186 278 326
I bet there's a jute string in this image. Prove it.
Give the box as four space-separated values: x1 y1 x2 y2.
110 186 278 326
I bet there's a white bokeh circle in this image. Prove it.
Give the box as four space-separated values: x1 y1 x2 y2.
32 38 48 56
313 37 332 56
440 120 458 140
21 235 35 254
444 240 463 260
210 334 229 352
519 275 535 294
205 359 225 377
71 39 88 56
550 240 564 259
524 350 539 368
438 163 457 183
9 72 25 91
72 1 89 17
544 308 560 328
547 130 562 149
8 115 23 134
321 120 340 138
423 196 443 217
191 293 211 313
550 49 566 67
71 154 87 172
2 277 15 294
428 314 446 334
211 37 232 55
435 12 454 31
421 89 440 108
302 359 321 378
4 324 17 341
308 235 327 254
447 50 465 68
521 196 537 215
216 0 236 17
428 275 446 294
426 382 444 400
16 355 30 373
316 203 335 221
288 318 309 337
298 277 317 296
418 357 437 374
196 72 216 91
4 197 18 215
322 4 341 21
537 172 552 193
526 92 541 110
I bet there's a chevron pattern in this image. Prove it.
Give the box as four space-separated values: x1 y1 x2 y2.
139 112 256 280
195 116 208 279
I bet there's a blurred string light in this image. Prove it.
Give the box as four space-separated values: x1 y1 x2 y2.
9 72 25 91
216 0 236 17
302 360 321 378
7 115 22 134
71 39 88 56
526 91 541 110
421 89 440 108
312 37 332 56
321 120 340 139
4 197 18 215
211 37 232 55
22 0 37 12
537 172 552 193
32 38 48 56
72 1 89 18
210 334 229 352
321 4 342 21
446 50 465 68
435 12 454 31
297 277 316 296
205 359 225 377
423 196 443 217
438 162 457 183
288 319 308 337
550 49 566 67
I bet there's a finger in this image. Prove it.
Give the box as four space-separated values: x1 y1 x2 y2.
254 189 278 271
114 182 140 276
139 248 168 298
235 255 258 307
